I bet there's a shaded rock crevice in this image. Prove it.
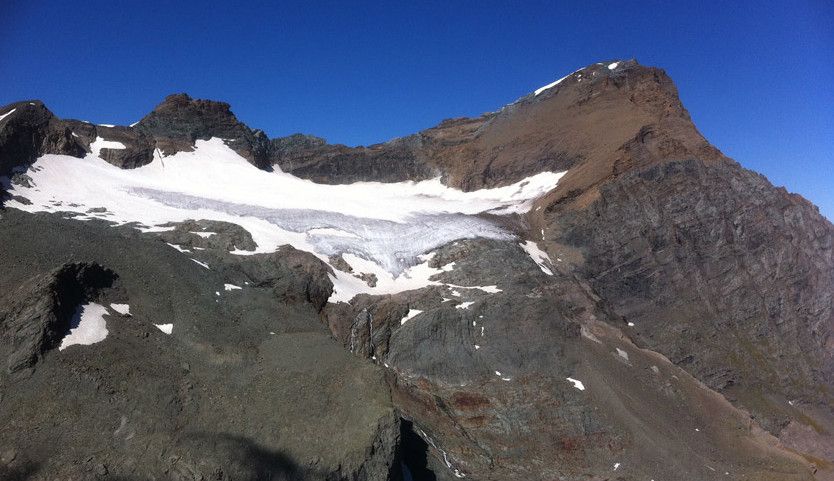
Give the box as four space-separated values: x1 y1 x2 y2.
0 262 119 377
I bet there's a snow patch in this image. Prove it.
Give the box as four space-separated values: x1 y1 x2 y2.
155 323 173 334
139 225 176 233
110 303 131 315
566 377 585 391
608 62 619 70
90 137 126 157
446 284 501 294
224 283 242 291
400 309 423 325
59 303 109 350
519 241 553 275
456 301 475 310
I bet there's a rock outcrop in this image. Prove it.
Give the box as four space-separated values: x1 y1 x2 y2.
0 210 398 481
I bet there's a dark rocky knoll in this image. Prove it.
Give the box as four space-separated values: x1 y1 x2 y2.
0 59 831 480
0 211 397 481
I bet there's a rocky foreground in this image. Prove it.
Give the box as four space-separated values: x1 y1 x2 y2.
0 60 832 481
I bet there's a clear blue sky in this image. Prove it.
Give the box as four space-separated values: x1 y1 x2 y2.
2 1 832 219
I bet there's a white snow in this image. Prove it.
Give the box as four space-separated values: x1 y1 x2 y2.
307 227 361 238
534 75 570 96
98 124 116 127
627 321 635 327
329 254 444 303
139 225 176 233
613 462 620 471
110 303 131 315
155 323 173 334
616 348 629 361
446 284 502 294
191 259 210 269
7 137 566 304
59 303 109 350
89 137 126 157
224 283 242 291
608 62 619 70
566 377 585 391
166 243 191 253
534 66 582 96
519 241 553 275
400 309 423 325
456 301 475 310
0 108 17 123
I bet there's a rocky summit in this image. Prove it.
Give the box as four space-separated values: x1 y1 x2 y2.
0 60 831 481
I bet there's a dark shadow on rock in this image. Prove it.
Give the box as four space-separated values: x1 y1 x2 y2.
1 262 120 375
399 420 436 481
181 431 306 481
0 461 41 481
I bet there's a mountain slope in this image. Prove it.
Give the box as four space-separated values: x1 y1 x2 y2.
0 59 830 480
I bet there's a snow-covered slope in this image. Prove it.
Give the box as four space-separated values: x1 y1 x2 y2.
6 137 565 301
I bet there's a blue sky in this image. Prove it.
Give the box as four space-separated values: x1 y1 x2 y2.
2 1 832 219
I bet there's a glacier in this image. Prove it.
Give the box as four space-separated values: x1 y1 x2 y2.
5 137 566 301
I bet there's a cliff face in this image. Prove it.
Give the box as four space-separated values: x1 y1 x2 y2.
0 59 831 480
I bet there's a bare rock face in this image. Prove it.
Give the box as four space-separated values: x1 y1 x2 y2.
324 239 815 481
270 133 438 184
136 93 273 168
0 102 154 185
92 125 156 168
155 218 258 252
0 101 84 180
517 61 834 475
548 159 833 411
0 263 118 376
